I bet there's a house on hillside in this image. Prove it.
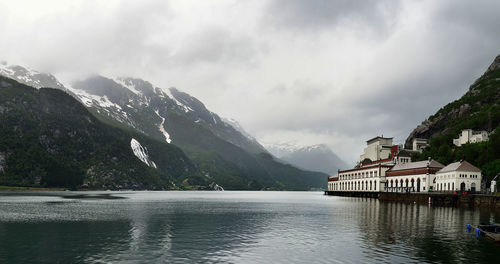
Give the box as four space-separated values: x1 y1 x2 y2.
435 160 482 193
412 138 428 152
453 129 489 146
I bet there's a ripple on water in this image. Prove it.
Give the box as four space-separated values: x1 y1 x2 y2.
1 191 499 264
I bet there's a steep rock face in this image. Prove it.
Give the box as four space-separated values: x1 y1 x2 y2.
486 54 500 74
405 54 500 148
0 76 196 189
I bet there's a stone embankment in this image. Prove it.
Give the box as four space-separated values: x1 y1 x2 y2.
325 191 500 209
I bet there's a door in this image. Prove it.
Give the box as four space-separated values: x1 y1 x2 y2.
460 182 466 192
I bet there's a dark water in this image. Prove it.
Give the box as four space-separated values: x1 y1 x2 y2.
0 191 498 263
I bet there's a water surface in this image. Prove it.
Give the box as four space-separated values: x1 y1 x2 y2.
0 191 498 263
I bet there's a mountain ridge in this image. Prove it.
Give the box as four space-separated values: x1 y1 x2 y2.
0 63 328 190
407 54 500 181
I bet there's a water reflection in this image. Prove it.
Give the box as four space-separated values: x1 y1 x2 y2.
346 198 500 263
0 191 498 263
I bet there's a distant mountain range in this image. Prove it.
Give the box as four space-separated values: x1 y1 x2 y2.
0 61 328 190
266 143 349 175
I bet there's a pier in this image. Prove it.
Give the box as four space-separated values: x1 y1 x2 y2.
324 191 500 209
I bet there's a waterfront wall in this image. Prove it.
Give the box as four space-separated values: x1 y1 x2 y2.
325 191 500 209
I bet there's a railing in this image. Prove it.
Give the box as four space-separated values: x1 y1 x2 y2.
385 187 417 193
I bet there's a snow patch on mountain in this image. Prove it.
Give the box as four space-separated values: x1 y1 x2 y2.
66 86 122 109
0 61 65 89
130 138 157 168
222 117 256 141
264 141 305 157
154 110 172 144
165 87 193 113
112 77 141 95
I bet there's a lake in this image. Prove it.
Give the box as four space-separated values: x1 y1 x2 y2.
0 191 498 263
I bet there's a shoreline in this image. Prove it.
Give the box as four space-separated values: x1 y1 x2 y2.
0 186 67 191
325 191 500 209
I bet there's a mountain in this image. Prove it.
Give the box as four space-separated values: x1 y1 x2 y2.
0 76 197 189
0 63 328 190
0 61 65 90
406 55 500 147
266 143 349 175
406 54 500 180
68 75 327 190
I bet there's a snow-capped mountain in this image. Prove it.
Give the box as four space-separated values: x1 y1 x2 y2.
68 76 327 189
67 75 267 154
266 143 349 175
0 63 328 190
265 142 304 158
0 61 65 90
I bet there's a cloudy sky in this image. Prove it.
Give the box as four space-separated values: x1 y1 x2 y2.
1 0 499 164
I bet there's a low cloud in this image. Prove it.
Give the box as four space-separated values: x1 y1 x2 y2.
1 0 499 163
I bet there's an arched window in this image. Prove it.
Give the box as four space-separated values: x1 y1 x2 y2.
370 181 373 190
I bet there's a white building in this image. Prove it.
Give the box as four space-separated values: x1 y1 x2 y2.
435 160 482 193
385 160 445 193
329 137 414 193
328 174 338 191
412 138 428 152
359 136 393 162
330 163 393 192
453 129 489 146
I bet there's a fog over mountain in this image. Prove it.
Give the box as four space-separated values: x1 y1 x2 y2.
1 0 500 163
266 143 349 175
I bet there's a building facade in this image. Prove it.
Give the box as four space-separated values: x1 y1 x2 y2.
359 136 393 163
385 160 445 193
435 160 482 192
453 129 489 146
327 135 484 194
330 164 394 192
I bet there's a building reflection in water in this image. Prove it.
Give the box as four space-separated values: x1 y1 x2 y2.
335 197 500 263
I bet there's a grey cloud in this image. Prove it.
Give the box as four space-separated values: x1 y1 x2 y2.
264 0 401 36
170 27 260 67
1 0 500 163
